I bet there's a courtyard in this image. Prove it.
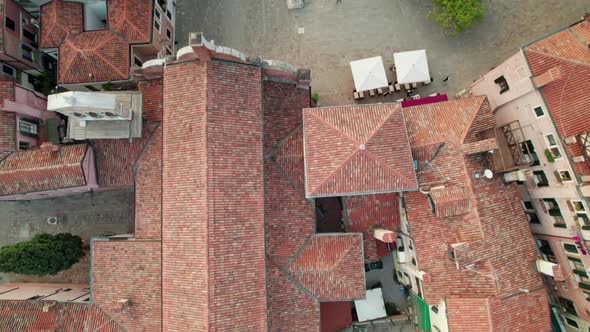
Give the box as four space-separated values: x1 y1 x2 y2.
0 189 134 284
176 0 588 105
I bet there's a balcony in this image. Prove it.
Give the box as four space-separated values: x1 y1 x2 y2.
478 120 532 173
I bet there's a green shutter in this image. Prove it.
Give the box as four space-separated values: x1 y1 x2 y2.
573 269 589 277
579 282 590 291
412 294 431 331
568 257 582 263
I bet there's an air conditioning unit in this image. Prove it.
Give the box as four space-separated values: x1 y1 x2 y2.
47 216 59 225
397 251 407 263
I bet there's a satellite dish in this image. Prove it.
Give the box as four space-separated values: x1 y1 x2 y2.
483 169 494 179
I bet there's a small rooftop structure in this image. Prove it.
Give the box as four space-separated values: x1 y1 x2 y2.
477 120 532 173
303 103 418 198
48 91 142 140
354 288 387 322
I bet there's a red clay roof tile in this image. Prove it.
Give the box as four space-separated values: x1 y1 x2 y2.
59 30 129 84
108 0 153 43
429 186 471 217
0 144 88 195
287 234 365 301
303 104 417 197
525 20 590 176
39 0 83 49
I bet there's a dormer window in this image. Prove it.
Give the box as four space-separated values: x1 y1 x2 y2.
448 248 456 262
427 194 435 214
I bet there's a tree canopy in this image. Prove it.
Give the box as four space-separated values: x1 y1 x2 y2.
430 0 486 33
0 233 85 276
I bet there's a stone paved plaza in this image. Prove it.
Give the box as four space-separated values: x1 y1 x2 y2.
176 0 588 105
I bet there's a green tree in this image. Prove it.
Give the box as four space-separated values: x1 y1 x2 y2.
0 233 84 276
429 0 486 33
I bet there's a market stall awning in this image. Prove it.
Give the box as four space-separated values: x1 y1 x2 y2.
350 56 388 91
394 50 430 84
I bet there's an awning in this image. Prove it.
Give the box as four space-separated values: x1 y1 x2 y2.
350 56 388 91
412 294 431 331
354 288 387 322
394 50 430 84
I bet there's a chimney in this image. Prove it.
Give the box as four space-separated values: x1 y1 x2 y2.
111 298 131 313
39 142 60 152
373 228 395 243
533 66 562 88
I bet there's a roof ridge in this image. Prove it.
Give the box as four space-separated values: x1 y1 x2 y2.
360 149 416 189
525 48 590 69
360 106 397 144
308 146 359 196
457 96 486 145
91 34 129 79
0 163 80 173
306 110 361 144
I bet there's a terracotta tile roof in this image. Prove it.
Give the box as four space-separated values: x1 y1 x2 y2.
345 193 400 263
489 290 551 332
39 0 83 49
0 111 15 156
108 0 153 43
429 186 471 217
162 60 267 331
0 144 88 196
303 104 418 197
287 234 365 301
524 20 590 176
93 122 158 187
270 125 306 193
401 97 549 329
59 30 129 84
138 79 163 122
447 298 492 332
267 260 320 332
92 240 161 331
264 80 310 149
403 96 487 148
0 300 125 331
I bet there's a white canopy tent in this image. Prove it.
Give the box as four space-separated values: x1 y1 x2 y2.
393 50 430 84
350 56 388 91
354 288 387 322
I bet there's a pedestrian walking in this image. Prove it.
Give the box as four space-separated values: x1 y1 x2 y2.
442 76 449 83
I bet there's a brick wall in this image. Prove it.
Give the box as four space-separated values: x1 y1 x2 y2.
138 79 163 122
92 240 161 331
134 124 162 239
162 60 209 331
0 79 16 153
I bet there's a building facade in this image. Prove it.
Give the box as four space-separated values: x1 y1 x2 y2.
465 14 590 332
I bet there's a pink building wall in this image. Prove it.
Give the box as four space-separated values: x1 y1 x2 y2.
2 84 59 149
1 0 40 71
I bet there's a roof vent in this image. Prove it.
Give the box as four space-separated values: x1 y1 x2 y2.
47 216 60 225
483 169 494 179
359 144 366 150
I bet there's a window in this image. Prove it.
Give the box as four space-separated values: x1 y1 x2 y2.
494 75 510 94
537 239 557 263
84 85 99 91
427 195 435 214
431 305 439 314
522 201 534 210
564 317 579 329
448 248 456 262
23 29 36 44
134 56 143 67
21 44 35 62
5 17 15 31
2 64 15 77
521 140 540 166
533 171 549 187
544 134 563 159
526 212 540 224
18 119 38 136
18 141 31 150
155 9 161 20
543 198 562 217
533 105 545 118
166 28 172 39
577 214 590 230
557 170 573 182
27 295 43 300
560 297 578 316
571 201 586 212
564 243 580 255
166 45 173 55
166 9 172 20
154 20 161 32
